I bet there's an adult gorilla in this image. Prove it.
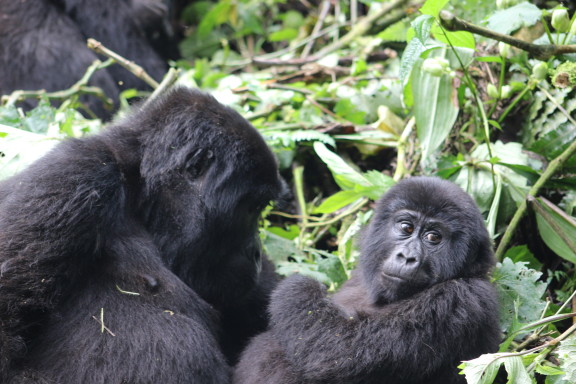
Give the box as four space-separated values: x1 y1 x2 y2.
0 0 168 119
234 177 501 384
0 87 281 383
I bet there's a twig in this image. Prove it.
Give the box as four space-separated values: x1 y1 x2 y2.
393 117 415 181
315 0 410 58
439 11 576 61
92 311 116 337
143 67 180 108
87 38 160 89
302 0 332 58
1 59 114 109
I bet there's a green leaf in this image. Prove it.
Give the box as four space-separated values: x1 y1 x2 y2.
412 14 435 43
530 122 576 170
313 190 364 214
262 231 299 264
493 258 547 333
268 28 298 42
313 142 370 190
555 336 576 383
316 252 348 286
431 24 475 49
334 99 366 124
503 356 533 384
419 0 449 17
476 56 504 63
411 50 459 168
0 124 60 180
400 15 437 86
486 2 541 35
503 245 542 271
535 363 564 376
459 353 503 384
532 197 576 264
197 0 232 38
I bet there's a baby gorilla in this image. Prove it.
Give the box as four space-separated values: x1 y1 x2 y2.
234 177 500 384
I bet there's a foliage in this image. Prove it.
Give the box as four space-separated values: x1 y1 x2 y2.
1 0 576 383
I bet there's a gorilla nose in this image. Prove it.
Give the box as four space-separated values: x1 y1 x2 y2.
396 252 420 268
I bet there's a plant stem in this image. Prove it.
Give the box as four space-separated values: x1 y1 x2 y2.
495 134 576 260
87 38 160 89
439 11 576 60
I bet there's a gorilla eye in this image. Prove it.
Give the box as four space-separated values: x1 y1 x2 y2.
400 222 414 234
425 232 442 244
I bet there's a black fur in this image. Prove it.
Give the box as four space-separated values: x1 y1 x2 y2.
234 177 500 384
0 0 168 119
0 87 282 383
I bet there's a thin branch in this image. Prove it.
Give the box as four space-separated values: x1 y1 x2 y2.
143 67 180 108
439 11 576 61
315 0 410 58
87 38 160 89
301 0 332 58
1 59 114 110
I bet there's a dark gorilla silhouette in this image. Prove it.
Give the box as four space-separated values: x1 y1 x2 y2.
234 177 501 384
0 87 282 383
0 0 168 119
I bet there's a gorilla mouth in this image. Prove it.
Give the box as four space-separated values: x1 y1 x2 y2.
381 272 407 283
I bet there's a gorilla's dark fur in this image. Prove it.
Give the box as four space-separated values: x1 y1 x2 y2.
0 87 282 383
234 177 500 384
0 0 168 118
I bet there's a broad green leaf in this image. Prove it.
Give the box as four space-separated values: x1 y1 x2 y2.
412 14 435 44
459 353 503 384
314 190 364 214
262 232 299 264
268 28 298 42
411 50 459 168
313 142 370 190
419 0 449 17
486 2 541 35
400 15 435 86
531 122 576 170
535 363 564 376
485 175 502 238
475 56 504 63
503 356 532 384
334 99 366 124
316 252 348 286
555 336 576 383
503 245 542 270
431 24 475 49
197 0 232 38
362 170 395 197
533 198 576 264
493 258 547 333
0 124 59 179
377 20 410 42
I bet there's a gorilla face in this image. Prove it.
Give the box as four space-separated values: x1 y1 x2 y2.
120 89 282 307
360 177 494 305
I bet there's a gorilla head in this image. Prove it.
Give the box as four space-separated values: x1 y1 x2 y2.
360 177 494 304
102 88 282 308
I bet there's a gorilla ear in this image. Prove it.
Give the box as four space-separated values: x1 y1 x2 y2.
466 233 496 277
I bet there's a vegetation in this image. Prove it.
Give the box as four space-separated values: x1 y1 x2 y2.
1 0 575 382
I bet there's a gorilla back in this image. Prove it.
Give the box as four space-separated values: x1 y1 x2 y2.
0 87 281 383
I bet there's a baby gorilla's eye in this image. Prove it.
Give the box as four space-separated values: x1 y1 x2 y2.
400 222 414 234
426 232 442 244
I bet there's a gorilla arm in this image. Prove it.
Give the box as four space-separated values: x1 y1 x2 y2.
269 274 499 383
0 137 128 374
